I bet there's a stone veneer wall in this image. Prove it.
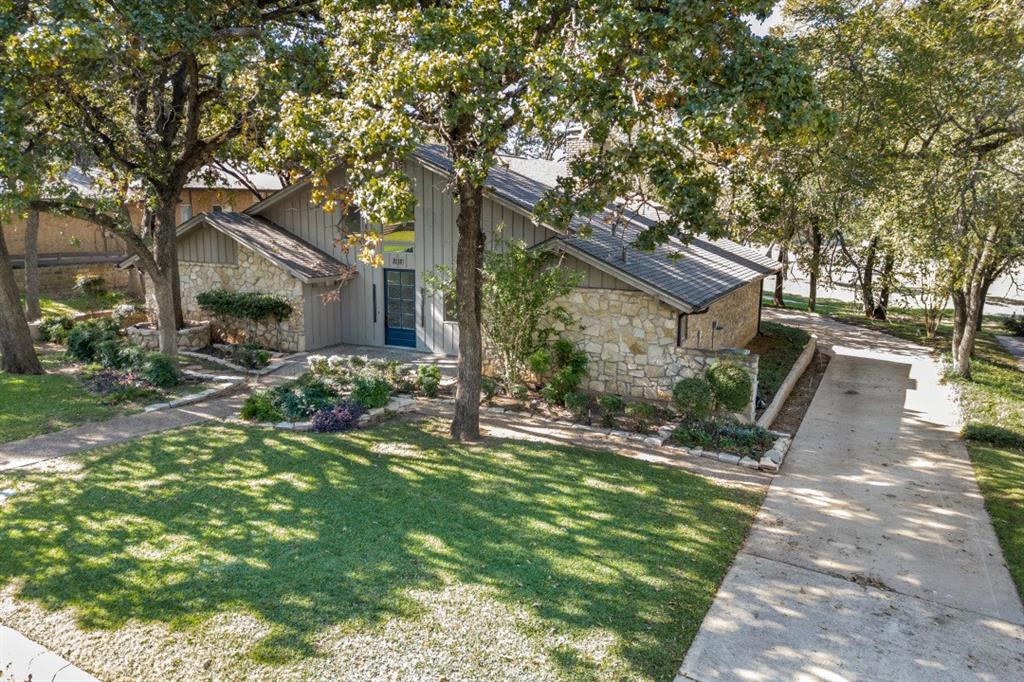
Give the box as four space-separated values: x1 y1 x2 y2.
144 244 307 351
14 263 137 297
550 286 761 418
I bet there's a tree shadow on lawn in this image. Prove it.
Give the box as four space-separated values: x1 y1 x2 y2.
0 421 761 680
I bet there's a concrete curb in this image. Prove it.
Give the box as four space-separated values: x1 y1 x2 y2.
756 334 817 429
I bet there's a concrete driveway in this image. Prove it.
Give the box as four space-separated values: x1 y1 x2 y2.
679 309 1024 681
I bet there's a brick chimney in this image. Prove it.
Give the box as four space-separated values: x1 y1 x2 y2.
564 124 592 161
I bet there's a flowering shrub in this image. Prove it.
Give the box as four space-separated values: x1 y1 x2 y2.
311 401 365 432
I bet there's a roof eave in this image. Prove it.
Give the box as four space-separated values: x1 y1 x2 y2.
537 238 696 313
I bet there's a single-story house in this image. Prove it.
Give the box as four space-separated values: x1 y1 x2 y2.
120 145 780 402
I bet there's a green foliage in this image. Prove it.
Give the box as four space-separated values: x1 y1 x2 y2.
351 376 391 410
481 376 498 402
416 364 441 398
537 339 589 407
1003 315 1024 337
964 424 1024 451
230 343 271 370
563 391 590 421
241 391 284 423
706 362 753 413
73 274 107 297
197 290 293 323
429 241 582 389
65 319 120 364
527 348 552 377
509 383 529 401
624 402 657 434
672 377 714 422
139 353 180 388
597 394 624 429
38 316 73 344
672 420 775 458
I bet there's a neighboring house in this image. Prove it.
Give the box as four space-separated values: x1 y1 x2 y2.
4 167 282 297
120 145 780 405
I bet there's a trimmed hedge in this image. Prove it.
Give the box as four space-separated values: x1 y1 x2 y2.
196 289 293 323
673 377 714 421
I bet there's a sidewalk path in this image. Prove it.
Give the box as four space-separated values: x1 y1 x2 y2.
679 309 1024 681
0 360 304 472
996 334 1024 370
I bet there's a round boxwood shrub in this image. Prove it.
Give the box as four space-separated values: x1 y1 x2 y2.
672 377 714 421
706 362 753 412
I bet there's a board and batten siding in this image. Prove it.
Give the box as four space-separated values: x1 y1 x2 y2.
256 159 638 354
177 224 238 264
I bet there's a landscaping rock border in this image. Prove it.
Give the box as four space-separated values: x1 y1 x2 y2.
179 346 298 377
471 401 793 474
142 371 245 413
126 320 211 351
756 333 818 429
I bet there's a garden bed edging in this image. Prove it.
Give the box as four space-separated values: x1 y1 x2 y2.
756 333 818 430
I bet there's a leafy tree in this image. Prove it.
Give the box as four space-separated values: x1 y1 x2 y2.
4 0 320 355
428 240 583 391
787 0 1024 377
277 0 820 440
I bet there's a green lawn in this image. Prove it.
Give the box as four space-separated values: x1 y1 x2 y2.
0 421 763 681
0 352 120 444
29 292 133 317
766 291 1024 600
748 321 811 408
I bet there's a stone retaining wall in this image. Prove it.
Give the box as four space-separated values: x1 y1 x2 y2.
145 244 306 351
14 263 137 297
549 286 761 417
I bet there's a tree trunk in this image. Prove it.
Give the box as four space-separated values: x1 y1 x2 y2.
976 276 993 332
807 221 822 313
151 272 179 357
951 289 967 356
24 209 41 321
861 237 878 318
156 200 185 329
773 245 787 307
450 181 485 442
0 224 44 374
874 251 894 320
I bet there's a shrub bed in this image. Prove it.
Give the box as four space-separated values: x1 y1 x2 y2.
671 420 775 457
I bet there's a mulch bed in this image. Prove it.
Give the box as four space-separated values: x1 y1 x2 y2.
768 350 831 435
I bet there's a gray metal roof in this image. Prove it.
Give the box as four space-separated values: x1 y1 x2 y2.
120 211 351 284
413 144 779 311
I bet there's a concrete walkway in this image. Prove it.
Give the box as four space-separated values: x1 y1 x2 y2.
679 309 1024 681
996 334 1024 370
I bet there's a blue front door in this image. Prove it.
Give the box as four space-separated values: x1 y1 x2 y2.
384 269 417 348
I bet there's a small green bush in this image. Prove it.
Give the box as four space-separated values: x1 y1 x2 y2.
481 376 498 402
509 383 529 400
537 339 589 406
352 375 391 409
563 391 590 421
140 352 180 388
672 377 714 421
527 348 551 376
416 364 442 397
597 394 623 429
625 402 657 434
39 316 73 344
1002 315 1024 337
707 362 753 413
74 274 107 296
66 319 120 364
241 390 284 422
96 338 128 369
230 343 271 370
